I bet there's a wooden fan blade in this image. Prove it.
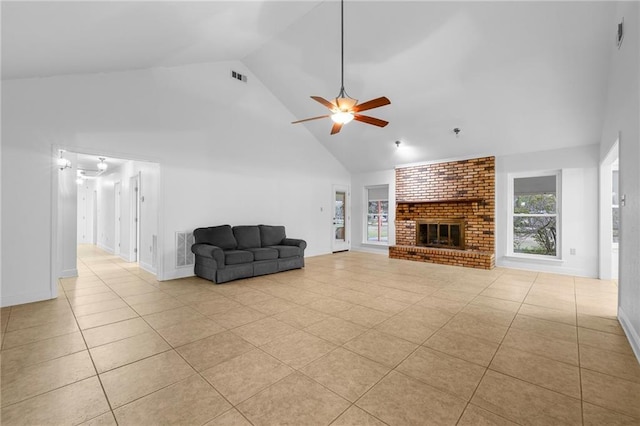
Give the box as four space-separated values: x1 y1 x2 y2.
330 122 343 135
311 96 336 110
352 96 391 113
354 114 389 127
291 115 330 124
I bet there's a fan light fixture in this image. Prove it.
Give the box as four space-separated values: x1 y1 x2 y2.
291 0 390 134
331 111 354 124
97 157 108 171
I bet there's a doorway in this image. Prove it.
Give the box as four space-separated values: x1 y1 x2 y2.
332 185 350 252
599 140 619 280
53 150 161 292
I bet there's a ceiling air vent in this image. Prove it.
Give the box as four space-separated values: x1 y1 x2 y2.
231 70 247 83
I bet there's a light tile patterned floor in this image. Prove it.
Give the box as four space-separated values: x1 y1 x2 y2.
1 244 639 425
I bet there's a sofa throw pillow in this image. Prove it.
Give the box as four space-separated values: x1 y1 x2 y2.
233 226 261 250
259 225 286 247
194 225 237 250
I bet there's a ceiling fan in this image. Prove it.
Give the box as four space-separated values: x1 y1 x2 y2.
292 0 390 135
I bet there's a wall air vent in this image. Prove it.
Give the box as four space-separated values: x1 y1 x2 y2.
231 70 248 83
617 18 624 49
176 231 195 268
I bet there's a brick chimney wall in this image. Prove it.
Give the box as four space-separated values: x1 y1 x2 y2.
390 156 496 269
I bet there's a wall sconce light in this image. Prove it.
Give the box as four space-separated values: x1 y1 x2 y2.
453 128 461 137
57 150 71 170
395 140 402 148
97 157 108 171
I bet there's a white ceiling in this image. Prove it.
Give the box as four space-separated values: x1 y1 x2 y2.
2 1 618 173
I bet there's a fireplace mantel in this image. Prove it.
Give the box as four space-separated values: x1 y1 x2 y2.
396 198 484 204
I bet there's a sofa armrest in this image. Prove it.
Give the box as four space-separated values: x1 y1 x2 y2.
191 243 225 267
281 238 307 251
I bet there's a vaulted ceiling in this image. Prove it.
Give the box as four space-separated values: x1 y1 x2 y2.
2 1 617 172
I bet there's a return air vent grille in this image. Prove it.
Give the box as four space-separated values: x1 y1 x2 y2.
231 70 247 82
176 231 195 268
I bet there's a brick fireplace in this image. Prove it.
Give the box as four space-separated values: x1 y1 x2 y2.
389 156 496 269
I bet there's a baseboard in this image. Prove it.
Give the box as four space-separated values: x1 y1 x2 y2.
97 243 114 254
59 268 78 278
496 257 597 278
1 290 57 308
352 245 389 255
139 261 156 275
161 268 195 281
618 306 640 364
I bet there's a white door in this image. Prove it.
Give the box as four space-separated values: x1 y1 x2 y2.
332 185 350 252
114 182 121 255
77 187 88 243
130 175 140 263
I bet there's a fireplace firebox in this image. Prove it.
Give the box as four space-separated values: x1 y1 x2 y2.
416 219 465 250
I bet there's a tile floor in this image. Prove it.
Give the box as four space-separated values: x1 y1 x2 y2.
1 245 639 425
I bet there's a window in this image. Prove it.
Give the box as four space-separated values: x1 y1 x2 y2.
508 172 560 258
365 186 389 244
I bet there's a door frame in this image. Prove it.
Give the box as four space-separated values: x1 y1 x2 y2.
129 173 141 263
332 184 351 252
51 148 164 298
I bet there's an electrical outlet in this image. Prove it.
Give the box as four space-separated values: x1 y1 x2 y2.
570 248 576 255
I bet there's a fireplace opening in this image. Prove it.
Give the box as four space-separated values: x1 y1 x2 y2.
416 219 465 250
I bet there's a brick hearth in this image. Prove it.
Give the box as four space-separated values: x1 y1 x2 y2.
390 156 496 269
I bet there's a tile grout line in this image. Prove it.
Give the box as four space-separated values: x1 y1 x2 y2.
4 248 636 425
454 270 538 425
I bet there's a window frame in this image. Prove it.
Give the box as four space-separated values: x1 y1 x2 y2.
363 185 389 246
507 170 562 260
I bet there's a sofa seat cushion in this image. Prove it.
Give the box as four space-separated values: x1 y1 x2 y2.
194 225 237 250
259 225 286 247
233 226 261 249
247 248 279 261
224 250 254 265
268 245 302 259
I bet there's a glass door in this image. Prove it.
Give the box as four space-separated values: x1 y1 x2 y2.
332 186 350 252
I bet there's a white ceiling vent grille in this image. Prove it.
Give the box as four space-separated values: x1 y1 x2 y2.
176 231 195 268
231 70 247 83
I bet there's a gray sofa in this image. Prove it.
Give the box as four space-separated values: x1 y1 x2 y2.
191 224 307 284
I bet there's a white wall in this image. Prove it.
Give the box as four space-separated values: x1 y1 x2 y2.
77 179 96 244
1 60 350 306
599 2 640 361
95 172 116 254
496 145 600 278
58 152 78 280
351 169 396 254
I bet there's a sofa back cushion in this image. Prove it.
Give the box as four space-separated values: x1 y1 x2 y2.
194 225 237 250
259 225 286 247
233 226 261 249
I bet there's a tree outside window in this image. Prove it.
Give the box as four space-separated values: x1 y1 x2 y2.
366 186 389 243
511 174 559 257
